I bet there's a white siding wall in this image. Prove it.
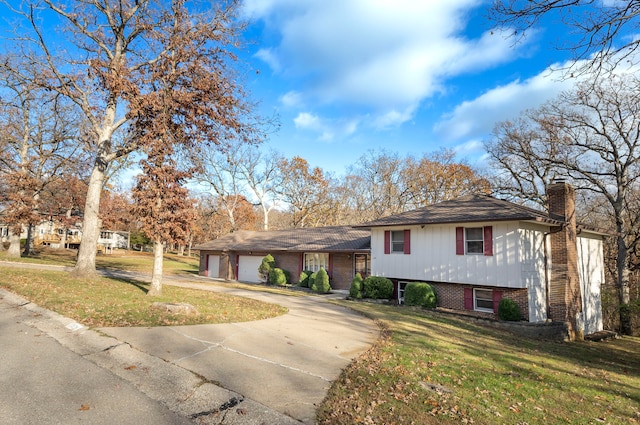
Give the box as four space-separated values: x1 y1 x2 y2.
371 221 547 290
577 234 604 334
519 224 548 323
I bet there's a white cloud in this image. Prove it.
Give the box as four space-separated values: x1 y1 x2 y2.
434 65 576 141
293 111 359 142
279 90 303 108
245 0 525 126
294 112 320 129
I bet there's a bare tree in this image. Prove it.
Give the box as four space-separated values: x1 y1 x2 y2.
486 74 640 334
491 0 640 75
345 149 407 221
0 64 80 257
236 147 280 230
2 0 259 276
197 145 247 232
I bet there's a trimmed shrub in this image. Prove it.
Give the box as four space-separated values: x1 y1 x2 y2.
299 270 313 288
269 268 287 286
258 254 276 283
349 273 364 299
309 271 318 291
363 276 393 299
498 298 522 321
314 268 331 294
404 282 437 308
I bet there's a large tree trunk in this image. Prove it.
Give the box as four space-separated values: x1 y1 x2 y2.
23 224 34 256
148 240 163 297
261 204 269 231
7 231 21 258
72 164 106 277
617 233 632 335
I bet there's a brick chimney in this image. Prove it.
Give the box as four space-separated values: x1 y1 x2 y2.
547 181 584 341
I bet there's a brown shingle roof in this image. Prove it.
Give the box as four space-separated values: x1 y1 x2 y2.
354 194 563 228
195 226 371 252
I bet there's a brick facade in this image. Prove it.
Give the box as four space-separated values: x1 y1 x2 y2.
199 250 358 290
393 280 529 320
547 182 583 340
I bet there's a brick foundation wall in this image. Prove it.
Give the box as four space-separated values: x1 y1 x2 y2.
394 280 530 321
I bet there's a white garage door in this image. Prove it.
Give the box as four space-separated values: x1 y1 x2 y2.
207 255 220 278
237 255 263 283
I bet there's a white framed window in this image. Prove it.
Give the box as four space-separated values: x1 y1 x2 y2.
474 288 494 312
304 253 329 272
391 231 405 253
465 227 484 254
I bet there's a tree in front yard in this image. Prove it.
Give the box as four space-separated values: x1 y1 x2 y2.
2 1 260 277
131 144 194 297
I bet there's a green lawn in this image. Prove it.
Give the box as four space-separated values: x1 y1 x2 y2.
3 249 638 424
0 265 286 327
0 247 200 274
318 301 640 425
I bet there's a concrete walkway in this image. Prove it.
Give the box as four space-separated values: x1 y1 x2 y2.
99 276 378 423
0 262 378 424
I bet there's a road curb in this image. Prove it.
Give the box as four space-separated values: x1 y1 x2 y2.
0 287 302 424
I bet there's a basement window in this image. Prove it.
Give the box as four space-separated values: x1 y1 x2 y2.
474 289 494 312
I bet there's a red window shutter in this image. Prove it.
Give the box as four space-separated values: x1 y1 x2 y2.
492 290 503 313
456 227 464 255
403 229 411 254
483 226 493 256
464 288 473 310
384 230 391 254
299 253 304 273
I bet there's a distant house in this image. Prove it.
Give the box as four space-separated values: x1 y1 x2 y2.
355 181 607 339
98 230 129 253
195 226 371 290
0 220 82 249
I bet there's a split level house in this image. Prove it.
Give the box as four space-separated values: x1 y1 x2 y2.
354 181 607 339
196 182 607 340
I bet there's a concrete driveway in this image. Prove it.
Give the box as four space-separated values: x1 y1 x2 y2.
99 278 379 424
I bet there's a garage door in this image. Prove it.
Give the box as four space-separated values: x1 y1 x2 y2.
237 255 263 283
207 255 220 278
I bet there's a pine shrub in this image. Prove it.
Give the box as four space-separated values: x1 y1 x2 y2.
299 270 313 288
309 271 318 291
363 276 393 299
404 282 437 308
498 298 522 321
258 254 276 283
269 268 287 286
314 268 331 293
349 273 364 299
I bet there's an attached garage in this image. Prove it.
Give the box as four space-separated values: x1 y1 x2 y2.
207 254 220 278
195 227 372 288
237 255 263 283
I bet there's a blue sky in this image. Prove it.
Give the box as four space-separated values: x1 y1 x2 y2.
237 0 589 177
0 1 626 183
